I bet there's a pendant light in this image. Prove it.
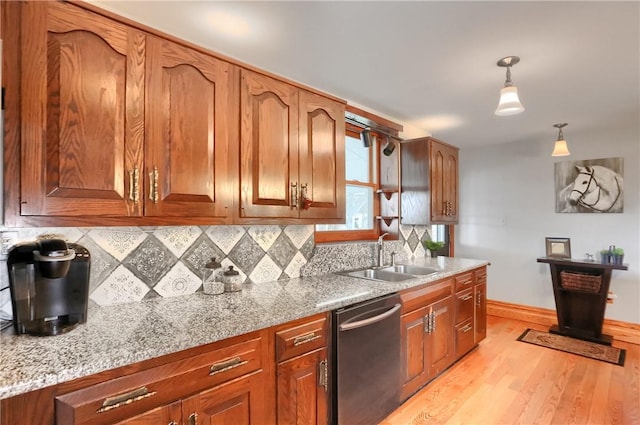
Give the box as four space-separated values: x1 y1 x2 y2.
495 56 525 116
551 123 570 156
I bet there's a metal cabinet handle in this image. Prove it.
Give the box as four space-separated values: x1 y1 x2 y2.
291 182 299 209
149 166 159 203
128 168 139 203
294 332 321 346
461 324 473 333
301 183 312 210
169 422 178 425
460 294 473 301
318 359 328 392
339 304 401 331
209 356 248 375
96 386 156 413
188 413 198 425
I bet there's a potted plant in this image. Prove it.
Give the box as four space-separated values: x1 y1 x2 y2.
422 240 445 258
600 249 612 264
612 247 624 265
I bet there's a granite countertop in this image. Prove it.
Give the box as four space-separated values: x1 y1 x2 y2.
0 256 488 400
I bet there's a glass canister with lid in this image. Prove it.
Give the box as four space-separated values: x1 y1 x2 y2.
222 266 243 292
202 257 224 295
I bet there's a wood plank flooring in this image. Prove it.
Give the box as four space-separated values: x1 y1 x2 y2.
381 315 640 425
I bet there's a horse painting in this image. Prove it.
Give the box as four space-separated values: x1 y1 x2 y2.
556 163 624 213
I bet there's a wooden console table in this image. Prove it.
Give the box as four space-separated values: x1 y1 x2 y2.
537 257 628 345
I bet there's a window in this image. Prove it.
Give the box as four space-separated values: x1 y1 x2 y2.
315 126 379 242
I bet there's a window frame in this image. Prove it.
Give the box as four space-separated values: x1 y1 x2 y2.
315 124 380 243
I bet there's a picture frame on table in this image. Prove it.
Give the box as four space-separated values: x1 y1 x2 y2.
545 237 571 259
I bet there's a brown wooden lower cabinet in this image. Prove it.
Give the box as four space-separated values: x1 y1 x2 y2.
400 266 488 402
400 279 455 401
113 401 181 425
274 313 329 425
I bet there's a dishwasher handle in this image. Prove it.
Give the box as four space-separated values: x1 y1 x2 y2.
339 303 401 331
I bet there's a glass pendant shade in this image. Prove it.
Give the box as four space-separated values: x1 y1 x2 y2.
495 86 525 116
551 139 570 156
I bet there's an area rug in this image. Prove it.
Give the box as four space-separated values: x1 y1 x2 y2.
517 328 626 366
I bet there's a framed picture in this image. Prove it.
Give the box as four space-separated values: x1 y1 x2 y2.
545 237 571 258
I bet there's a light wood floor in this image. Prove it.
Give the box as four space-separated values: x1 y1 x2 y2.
381 315 640 425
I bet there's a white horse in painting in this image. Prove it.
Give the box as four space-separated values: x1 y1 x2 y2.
560 165 623 213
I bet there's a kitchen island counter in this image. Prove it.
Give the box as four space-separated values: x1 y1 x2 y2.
0 256 488 399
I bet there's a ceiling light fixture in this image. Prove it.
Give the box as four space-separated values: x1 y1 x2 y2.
495 56 525 116
551 123 570 156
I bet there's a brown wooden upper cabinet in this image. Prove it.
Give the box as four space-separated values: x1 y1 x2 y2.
401 137 459 225
144 35 236 219
19 1 146 218
239 70 345 223
14 1 236 225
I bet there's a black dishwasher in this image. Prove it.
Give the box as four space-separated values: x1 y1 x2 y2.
332 293 402 425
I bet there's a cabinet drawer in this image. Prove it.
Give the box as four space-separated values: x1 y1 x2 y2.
455 319 475 358
276 314 328 362
56 335 263 425
454 272 474 292
455 288 474 324
475 267 487 285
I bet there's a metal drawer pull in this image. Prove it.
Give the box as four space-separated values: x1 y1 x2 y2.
461 324 473 333
460 294 473 301
209 356 248 375
318 359 328 391
96 386 156 413
293 332 322 346
339 304 401 331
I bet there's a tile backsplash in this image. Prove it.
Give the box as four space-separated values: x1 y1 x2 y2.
0 224 431 312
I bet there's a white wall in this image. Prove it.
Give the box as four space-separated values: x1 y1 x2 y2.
456 124 639 324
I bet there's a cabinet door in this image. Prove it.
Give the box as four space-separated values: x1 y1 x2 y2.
297 90 345 221
114 401 181 425
182 371 270 425
277 347 329 425
426 295 455 379
475 283 487 343
400 305 430 401
145 36 235 219
20 1 145 216
240 70 299 218
430 140 458 223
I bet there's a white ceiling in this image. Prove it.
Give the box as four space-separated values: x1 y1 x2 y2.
91 1 639 149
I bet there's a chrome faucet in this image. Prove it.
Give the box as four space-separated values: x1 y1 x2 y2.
376 233 389 267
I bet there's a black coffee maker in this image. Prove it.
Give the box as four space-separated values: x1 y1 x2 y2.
7 239 90 336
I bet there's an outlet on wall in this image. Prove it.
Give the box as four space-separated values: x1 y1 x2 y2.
0 231 18 259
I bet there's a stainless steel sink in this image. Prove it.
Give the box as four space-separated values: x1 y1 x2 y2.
340 268 414 282
380 265 439 276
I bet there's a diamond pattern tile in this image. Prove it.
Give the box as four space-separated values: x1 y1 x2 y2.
399 224 414 241
76 236 118 293
123 235 177 286
181 234 225 277
284 225 314 248
300 236 315 260
90 266 150 306
284 252 307 279
248 225 282 251
228 234 265 273
267 233 297 268
154 226 202 257
206 225 245 254
406 230 420 252
154 262 201 297
88 228 148 261
249 256 282 284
